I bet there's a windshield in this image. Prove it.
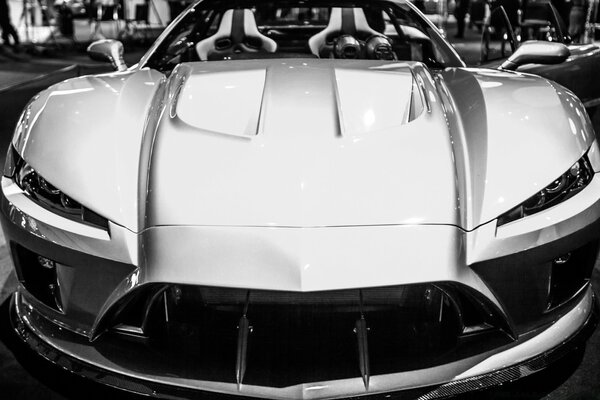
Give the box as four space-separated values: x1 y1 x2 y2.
142 0 463 71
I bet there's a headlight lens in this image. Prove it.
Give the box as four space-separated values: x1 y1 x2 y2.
498 153 594 226
7 146 108 229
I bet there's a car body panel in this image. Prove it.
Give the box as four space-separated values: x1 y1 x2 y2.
148 60 459 228
10 60 594 232
440 67 594 229
11 69 166 232
521 44 600 109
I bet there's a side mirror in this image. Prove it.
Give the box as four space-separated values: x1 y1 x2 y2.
500 41 569 70
87 40 127 72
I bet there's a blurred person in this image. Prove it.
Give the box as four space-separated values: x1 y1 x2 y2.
454 0 471 37
568 0 586 42
0 0 19 47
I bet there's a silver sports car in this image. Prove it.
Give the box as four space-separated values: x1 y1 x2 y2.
2 0 599 399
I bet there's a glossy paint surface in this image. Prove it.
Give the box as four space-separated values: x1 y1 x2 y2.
177 68 267 137
148 60 458 228
441 67 594 230
11 68 166 232
9 59 593 232
523 44 600 107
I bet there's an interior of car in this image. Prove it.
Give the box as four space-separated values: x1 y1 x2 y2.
145 0 455 71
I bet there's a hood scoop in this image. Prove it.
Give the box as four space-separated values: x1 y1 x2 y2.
174 61 420 138
176 69 267 137
334 68 416 136
150 60 458 228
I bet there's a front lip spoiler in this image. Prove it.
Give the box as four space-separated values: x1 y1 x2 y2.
2 291 599 400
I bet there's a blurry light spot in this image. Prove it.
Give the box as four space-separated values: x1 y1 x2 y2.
481 81 502 88
363 109 375 127
569 118 577 135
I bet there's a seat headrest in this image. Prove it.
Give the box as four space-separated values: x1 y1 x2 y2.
308 7 381 56
196 9 277 61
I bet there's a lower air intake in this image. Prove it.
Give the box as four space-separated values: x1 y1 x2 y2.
94 282 513 389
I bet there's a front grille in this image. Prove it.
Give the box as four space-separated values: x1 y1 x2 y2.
92 283 513 389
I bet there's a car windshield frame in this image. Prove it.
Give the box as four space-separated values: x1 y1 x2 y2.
138 0 465 71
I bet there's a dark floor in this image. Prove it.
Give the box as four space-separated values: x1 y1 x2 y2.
0 21 598 400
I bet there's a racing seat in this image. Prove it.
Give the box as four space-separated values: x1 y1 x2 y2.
308 7 381 57
196 9 277 61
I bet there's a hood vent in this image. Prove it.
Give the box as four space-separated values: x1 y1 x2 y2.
334 68 414 136
176 69 266 137
174 62 422 139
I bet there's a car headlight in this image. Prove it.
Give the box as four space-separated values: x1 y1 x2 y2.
4 146 108 229
498 153 594 226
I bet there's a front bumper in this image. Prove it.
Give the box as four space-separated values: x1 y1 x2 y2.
6 289 598 400
4 215 600 399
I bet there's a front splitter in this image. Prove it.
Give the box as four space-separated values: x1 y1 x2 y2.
4 289 599 400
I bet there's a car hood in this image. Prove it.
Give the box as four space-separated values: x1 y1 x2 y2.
12 60 594 232
145 60 460 228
